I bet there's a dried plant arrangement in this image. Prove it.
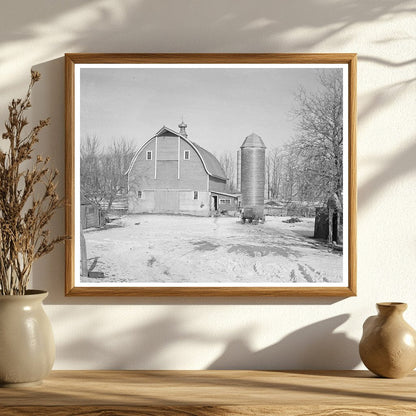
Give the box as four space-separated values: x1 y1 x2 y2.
0 71 65 295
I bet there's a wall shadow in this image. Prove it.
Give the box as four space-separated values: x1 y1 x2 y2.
54 310 215 369
1 0 414 97
207 314 360 370
2 0 413 55
359 139 416 210
53 310 359 370
30 56 67 302
358 78 415 126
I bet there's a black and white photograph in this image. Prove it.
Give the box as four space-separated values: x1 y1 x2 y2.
66 54 356 295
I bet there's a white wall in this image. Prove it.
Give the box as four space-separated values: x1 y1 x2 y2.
1 0 415 370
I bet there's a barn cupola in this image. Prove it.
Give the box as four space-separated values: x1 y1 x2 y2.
178 120 188 138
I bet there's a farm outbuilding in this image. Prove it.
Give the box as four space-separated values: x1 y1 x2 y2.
314 197 343 245
80 195 101 229
211 191 240 214
126 122 238 216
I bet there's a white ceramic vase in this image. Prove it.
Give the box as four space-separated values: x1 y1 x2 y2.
0 290 55 387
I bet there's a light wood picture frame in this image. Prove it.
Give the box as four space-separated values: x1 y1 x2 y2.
65 53 356 296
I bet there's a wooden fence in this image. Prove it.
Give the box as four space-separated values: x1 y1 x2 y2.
264 205 316 218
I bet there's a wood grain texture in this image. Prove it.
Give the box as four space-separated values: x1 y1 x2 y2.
1 370 415 415
65 286 356 297
65 53 357 64
348 54 358 296
65 54 75 296
64 53 357 297
3 405 416 416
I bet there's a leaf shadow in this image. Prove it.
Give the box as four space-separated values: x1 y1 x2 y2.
358 139 416 209
208 314 360 370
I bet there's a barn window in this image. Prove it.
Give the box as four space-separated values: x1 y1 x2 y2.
146 150 152 160
193 191 198 200
184 150 190 160
219 199 231 204
137 191 142 198
87 206 95 214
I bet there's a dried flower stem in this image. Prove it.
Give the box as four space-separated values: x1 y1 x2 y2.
0 71 65 295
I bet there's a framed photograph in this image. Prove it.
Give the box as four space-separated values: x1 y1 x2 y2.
65 53 356 296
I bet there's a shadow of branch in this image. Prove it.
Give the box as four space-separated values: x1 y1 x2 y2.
207 314 360 370
359 139 416 209
359 56 416 67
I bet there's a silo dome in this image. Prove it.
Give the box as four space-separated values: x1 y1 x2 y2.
241 133 266 149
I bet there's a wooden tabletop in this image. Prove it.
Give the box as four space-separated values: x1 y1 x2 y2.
1 370 415 415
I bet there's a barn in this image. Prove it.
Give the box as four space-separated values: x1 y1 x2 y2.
126 122 238 216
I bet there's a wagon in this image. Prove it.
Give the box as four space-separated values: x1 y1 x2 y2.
240 207 264 224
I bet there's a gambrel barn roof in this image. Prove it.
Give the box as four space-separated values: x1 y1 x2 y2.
191 142 226 181
126 126 227 181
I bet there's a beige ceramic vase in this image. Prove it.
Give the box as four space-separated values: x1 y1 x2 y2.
0 290 55 387
359 302 416 378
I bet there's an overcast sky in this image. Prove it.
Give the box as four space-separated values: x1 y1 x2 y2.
80 66 338 155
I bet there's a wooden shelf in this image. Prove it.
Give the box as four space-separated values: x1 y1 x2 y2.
1 370 415 415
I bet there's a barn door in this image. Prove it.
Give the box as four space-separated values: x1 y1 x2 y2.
154 190 180 213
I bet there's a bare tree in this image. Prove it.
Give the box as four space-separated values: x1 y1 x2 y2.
101 139 135 211
266 147 287 200
218 151 236 193
80 135 104 206
290 69 343 203
280 145 300 202
80 136 135 212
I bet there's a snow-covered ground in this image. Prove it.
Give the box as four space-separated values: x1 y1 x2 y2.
81 214 343 284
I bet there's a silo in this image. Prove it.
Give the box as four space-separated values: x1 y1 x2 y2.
236 149 241 192
240 133 266 221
